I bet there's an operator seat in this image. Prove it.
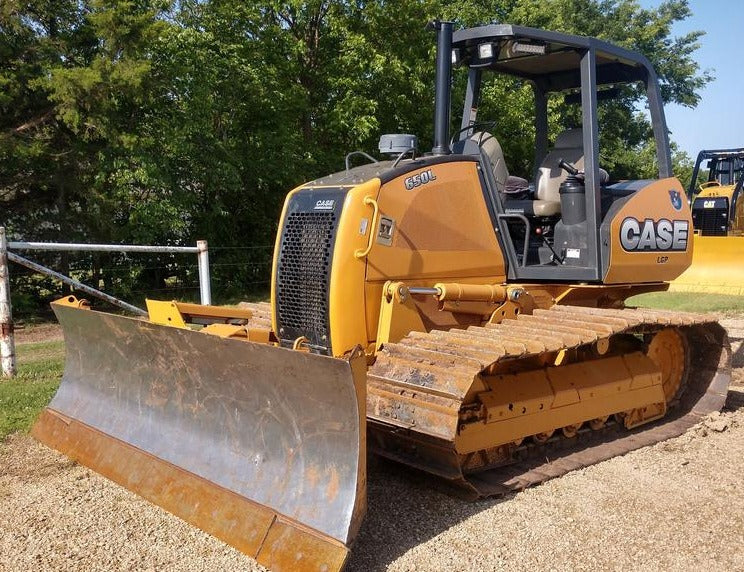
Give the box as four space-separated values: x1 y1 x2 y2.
534 128 585 216
470 131 530 197
471 132 509 193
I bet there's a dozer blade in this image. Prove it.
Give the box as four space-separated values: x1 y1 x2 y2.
670 235 744 295
32 302 367 572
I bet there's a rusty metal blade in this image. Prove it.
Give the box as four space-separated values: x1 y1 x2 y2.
32 303 367 571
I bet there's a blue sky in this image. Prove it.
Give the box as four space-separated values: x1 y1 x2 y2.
641 0 744 159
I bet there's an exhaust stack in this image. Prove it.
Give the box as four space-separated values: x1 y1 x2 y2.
431 20 453 156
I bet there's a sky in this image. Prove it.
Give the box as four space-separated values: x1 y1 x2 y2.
641 0 744 160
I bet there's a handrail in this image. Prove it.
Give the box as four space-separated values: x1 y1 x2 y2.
354 197 380 259
345 151 379 171
392 147 418 168
496 213 531 267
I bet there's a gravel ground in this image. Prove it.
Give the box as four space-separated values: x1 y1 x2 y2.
1 321 743 572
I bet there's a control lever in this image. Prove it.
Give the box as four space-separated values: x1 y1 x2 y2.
558 158 580 176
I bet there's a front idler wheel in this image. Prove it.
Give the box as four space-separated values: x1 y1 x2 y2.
645 327 690 405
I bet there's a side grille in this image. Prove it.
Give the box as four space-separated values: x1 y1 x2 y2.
692 197 728 236
276 210 337 352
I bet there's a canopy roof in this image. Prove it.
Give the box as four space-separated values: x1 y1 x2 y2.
453 24 654 91
695 149 744 160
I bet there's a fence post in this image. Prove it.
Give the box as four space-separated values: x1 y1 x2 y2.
197 240 211 305
0 227 17 378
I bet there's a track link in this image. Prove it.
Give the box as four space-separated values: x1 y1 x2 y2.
237 301 272 330
367 305 731 497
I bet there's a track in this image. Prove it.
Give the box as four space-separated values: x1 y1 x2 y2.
236 301 272 329
367 305 731 497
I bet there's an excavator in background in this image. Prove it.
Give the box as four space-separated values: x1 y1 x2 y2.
32 21 731 572
670 148 744 294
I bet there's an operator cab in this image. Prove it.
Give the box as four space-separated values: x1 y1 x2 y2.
690 150 744 189
438 23 674 281
687 148 744 236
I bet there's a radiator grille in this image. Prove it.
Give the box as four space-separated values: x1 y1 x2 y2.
276 210 336 351
692 198 728 236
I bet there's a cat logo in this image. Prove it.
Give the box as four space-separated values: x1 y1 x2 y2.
314 199 335 211
620 217 689 252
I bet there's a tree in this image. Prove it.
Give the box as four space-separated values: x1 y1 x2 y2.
0 0 95 242
0 0 710 309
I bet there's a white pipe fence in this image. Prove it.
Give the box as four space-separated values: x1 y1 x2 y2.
0 229 15 377
0 227 211 378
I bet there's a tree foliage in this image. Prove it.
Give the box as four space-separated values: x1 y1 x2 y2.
0 0 708 308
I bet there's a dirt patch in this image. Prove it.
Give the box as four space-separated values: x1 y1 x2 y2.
13 323 63 345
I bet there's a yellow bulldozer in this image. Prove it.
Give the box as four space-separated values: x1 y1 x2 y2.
32 22 731 571
670 148 744 294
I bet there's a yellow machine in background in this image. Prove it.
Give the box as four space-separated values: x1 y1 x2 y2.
32 22 731 572
671 148 744 294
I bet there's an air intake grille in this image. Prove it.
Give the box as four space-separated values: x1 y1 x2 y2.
276 211 336 351
692 197 728 236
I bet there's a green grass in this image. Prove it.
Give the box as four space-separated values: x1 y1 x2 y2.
0 340 63 439
627 292 744 314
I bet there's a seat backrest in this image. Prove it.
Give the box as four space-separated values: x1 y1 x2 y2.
536 128 585 203
471 132 508 193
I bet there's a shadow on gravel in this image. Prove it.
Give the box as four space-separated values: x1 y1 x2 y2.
723 324 744 367
725 387 744 411
732 342 744 368
346 457 510 572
